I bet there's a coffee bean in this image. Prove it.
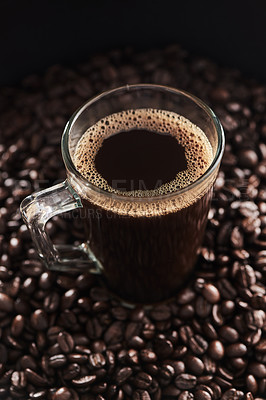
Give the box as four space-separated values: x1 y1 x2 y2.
178 391 195 400
140 349 157 363
221 388 245 400
52 387 72 400
62 364 80 382
11 315 25 337
134 372 152 389
0 292 14 312
245 309 265 329
194 390 212 400
61 289 78 310
154 336 173 358
225 343 247 357
176 288 196 304
128 335 145 349
219 326 239 343
72 374 96 388
132 390 151 400
89 353 106 368
25 369 49 386
238 149 258 168
212 304 224 326
246 374 258 394
189 335 208 355
249 362 266 378
162 384 181 397
115 367 133 385
67 353 89 364
104 321 124 344
208 340 224 360
49 354 67 368
29 390 47 399
44 292 60 313
150 304 171 321
200 323 216 342
202 283 220 304
185 355 204 375
57 331 74 353
180 325 194 344
195 296 212 318
159 363 175 381
30 309 48 331
86 317 103 339
11 371 26 388
175 374 197 389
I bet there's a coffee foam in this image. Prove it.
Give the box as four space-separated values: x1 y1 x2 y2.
73 109 214 216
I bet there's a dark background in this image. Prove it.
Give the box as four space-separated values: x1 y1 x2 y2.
1 0 266 86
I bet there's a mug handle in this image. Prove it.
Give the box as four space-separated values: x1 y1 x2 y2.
20 180 101 273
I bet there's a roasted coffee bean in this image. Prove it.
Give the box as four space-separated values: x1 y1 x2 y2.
219 326 239 343
11 315 25 337
154 336 173 358
29 390 47 399
202 283 220 304
208 340 224 360
25 369 49 386
185 355 204 375
175 374 197 389
0 292 14 312
159 363 175 381
67 353 89 364
11 371 26 388
194 389 212 400
44 292 60 313
134 372 153 389
246 374 258 394
221 388 245 399
225 343 247 357
189 334 208 355
217 279 237 299
57 331 74 353
150 304 171 321
61 289 78 310
140 349 157 363
52 387 72 400
245 309 265 329
195 296 212 318
248 362 266 378
49 354 67 368
89 353 106 368
115 367 133 385
30 309 48 331
72 374 96 388
176 288 196 304
128 335 145 349
162 384 181 397
178 391 195 400
104 321 124 344
177 324 191 341
62 363 81 380
132 390 151 400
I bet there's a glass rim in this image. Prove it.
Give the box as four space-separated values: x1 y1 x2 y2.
61 84 225 202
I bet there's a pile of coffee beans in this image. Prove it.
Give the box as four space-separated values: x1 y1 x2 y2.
0 45 265 399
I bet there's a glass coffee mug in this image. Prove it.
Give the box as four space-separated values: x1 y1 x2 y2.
21 85 224 304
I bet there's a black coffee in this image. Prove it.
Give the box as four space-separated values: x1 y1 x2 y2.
94 129 187 192
74 109 213 303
